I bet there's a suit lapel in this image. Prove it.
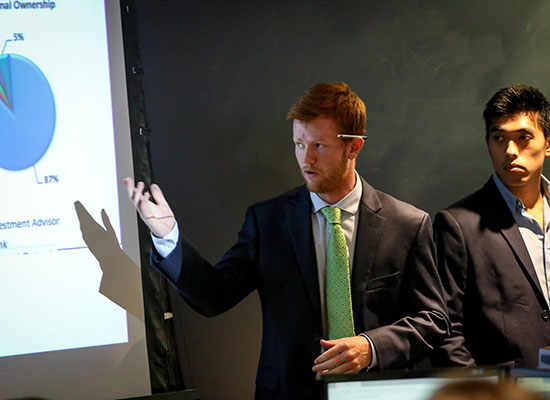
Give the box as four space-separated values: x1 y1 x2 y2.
483 178 546 300
351 179 385 317
288 186 322 319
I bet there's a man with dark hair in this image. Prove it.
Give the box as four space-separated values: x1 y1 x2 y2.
483 84 550 141
432 84 550 368
430 380 542 400
125 82 449 399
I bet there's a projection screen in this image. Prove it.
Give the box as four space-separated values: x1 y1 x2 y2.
0 1 151 399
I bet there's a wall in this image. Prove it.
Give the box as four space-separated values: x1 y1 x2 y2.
134 1 550 398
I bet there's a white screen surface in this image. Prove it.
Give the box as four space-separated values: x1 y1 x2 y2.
328 377 454 400
0 1 151 399
516 377 550 398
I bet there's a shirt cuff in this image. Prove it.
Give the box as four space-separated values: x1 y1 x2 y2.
151 220 179 258
359 333 378 370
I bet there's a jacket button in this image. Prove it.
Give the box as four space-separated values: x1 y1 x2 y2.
542 310 549 321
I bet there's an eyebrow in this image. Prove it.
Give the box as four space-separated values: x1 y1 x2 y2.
489 126 535 133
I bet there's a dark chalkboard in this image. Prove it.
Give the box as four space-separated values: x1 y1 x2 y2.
135 1 550 398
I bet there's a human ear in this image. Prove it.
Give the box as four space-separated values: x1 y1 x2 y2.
347 137 364 159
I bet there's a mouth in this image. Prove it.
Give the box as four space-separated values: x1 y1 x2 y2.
504 163 524 172
302 168 319 177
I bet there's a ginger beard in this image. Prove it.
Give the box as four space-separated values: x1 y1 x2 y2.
301 150 351 196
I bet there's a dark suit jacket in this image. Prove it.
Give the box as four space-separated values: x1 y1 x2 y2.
151 178 449 399
431 176 550 368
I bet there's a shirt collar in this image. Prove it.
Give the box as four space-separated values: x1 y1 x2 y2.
310 171 362 215
492 172 522 214
492 172 550 214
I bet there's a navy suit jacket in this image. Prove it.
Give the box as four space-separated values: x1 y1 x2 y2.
432 176 550 368
151 178 449 399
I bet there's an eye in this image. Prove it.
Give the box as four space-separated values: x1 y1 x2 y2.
519 134 531 141
295 142 304 149
491 134 503 142
315 143 325 149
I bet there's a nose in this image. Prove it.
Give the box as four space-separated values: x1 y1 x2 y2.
304 146 316 165
505 140 519 158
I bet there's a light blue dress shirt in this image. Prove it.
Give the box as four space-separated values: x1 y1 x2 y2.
493 173 550 305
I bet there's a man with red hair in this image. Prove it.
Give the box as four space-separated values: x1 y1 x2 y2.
125 82 449 399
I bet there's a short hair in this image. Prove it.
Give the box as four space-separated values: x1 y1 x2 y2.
430 380 542 400
287 82 366 135
483 84 550 141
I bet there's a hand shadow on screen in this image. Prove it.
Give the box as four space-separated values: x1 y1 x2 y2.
74 201 144 323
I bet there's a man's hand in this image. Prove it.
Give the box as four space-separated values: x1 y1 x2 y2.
312 336 372 374
123 177 175 238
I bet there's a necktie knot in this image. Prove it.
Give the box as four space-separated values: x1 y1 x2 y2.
321 207 342 225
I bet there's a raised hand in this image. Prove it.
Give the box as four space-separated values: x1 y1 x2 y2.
123 177 175 238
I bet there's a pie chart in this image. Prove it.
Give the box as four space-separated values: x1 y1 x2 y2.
0 54 56 171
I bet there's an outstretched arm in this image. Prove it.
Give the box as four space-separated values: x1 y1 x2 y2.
123 177 176 238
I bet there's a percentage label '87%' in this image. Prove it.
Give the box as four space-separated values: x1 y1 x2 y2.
44 175 59 183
